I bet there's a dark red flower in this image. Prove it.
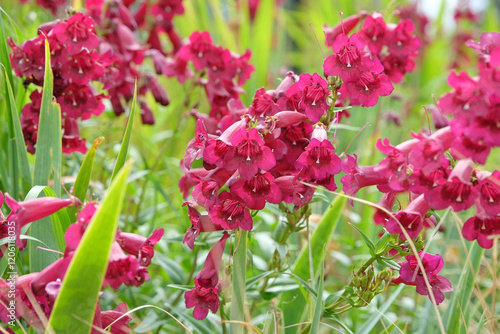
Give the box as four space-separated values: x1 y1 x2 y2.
209 191 252 230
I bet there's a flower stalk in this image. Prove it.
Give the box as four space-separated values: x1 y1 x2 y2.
230 230 248 334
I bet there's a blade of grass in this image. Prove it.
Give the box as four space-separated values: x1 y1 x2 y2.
47 161 132 333
443 242 484 333
2 65 32 198
231 230 248 334
311 249 326 334
356 285 405 334
66 137 105 221
111 83 137 181
0 12 14 92
30 39 62 272
278 195 346 334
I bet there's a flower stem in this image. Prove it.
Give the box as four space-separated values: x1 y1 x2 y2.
231 229 248 334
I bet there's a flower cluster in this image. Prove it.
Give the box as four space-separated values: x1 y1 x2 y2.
392 252 452 305
339 32 500 304
166 30 255 120
179 11 421 320
324 12 422 106
85 0 184 124
0 191 163 330
10 13 105 154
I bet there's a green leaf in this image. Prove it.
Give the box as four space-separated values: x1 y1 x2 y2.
30 39 62 272
443 242 484 333
348 222 376 256
24 186 71 253
246 271 273 289
0 12 14 94
311 249 326 334
278 195 346 334
111 83 137 181
2 65 32 198
67 137 105 221
47 161 132 333
356 285 405 334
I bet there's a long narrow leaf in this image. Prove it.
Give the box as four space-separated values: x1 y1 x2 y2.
111 84 137 181
443 242 484 333
29 40 63 272
74 137 104 202
2 65 32 198
278 195 346 334
47 161 132 333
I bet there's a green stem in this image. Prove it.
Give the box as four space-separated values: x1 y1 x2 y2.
231 229 248 334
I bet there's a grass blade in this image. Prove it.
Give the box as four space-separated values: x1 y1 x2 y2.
311 249 326 334
278 195 346 334
29 39 63 272
47 161 132 333
111 83 137 181
443 242 484 333
230 230 248 334
73 137 104 202
356 285 405 334
2 65 32 198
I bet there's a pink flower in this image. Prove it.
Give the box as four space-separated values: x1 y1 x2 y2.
52 13 99 55
425 159 478 211
295 136 341 181
62 118 87 154
208 191 252 230
296 73 331 122
340 59 394 107
178 31 214 70
183 119 209 169
224 128 276 180
394 252 452 305
103 242 148 289
4 193 79 247
323 33 372 82
182 203 223 249
274 174 315 209
462 208 500 249
408 127 453 175
185 232 229 320
117 229 164 267
359 12 388 55
385 194 429 239
477 171 500 216
231 172 282 210
386 19 421 57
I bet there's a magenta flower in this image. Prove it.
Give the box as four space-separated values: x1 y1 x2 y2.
52 13 99 55
425 159 478 211
183 203 223 249
100 302 132 334
323 33 372 82
462 211 500 249
249 87 279 117
295 125 341 181
117 229 164 267
359 12 388 55
103 242 148 289
296 73 331 122
274 174 315 209
450 124 491 164
341 154 389 198
183 119 209 169
224 128 276 180
477 171 500 216
4 193 79 247
394 252 452 305
408 127 453 175
385 194 429 239
62 118 87 154
340 59 394 107
178 31 214 70
387 19 421 57
231 172 282 210
185 232 229 320
209 191 252 230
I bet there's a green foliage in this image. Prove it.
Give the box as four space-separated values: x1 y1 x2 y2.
47 161 132 333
